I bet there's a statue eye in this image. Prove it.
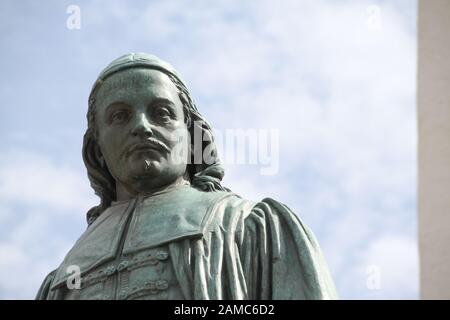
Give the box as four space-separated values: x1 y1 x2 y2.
154 107 172 122
110 110 130 124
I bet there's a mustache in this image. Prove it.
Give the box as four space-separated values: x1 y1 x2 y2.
122 138 171 158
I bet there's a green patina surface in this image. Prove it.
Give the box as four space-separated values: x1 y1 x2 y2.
36 53 337 300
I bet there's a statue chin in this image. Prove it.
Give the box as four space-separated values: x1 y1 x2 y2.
125 159 181 193
113 155 187 196
128 158 161 181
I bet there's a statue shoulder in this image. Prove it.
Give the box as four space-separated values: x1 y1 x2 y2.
241 197 339 299
242 197 314 241
35 269 57 300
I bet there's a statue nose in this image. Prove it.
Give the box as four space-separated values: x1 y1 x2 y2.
131 114 153 138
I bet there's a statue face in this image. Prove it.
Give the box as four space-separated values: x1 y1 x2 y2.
94 68 189 197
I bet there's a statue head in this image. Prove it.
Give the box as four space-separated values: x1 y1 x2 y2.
83 53 226 224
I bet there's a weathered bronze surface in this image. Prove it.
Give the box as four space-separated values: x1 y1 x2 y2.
36 53 337 300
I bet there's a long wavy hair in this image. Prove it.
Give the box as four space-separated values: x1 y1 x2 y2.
82 53 228 225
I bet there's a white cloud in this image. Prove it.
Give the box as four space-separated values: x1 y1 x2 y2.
362 235 419 298
0 150 96 299
0 244 27 270
0 0 417 299
334 234 419 299
0 149 97 212
0 238 72 300
78 0 418 299
160 0 418 298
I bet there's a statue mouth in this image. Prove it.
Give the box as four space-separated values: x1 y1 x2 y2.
124 140 171 158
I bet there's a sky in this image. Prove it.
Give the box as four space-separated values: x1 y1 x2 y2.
0 0 417 299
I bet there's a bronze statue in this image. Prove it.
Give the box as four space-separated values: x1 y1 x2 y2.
36 53 337 300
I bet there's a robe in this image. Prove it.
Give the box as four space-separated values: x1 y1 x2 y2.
36 185 337 300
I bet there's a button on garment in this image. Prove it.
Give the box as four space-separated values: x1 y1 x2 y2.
57 195 185 300
44 186 232 300
62 245 183 300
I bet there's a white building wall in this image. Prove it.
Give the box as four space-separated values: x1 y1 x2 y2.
418 0 450 299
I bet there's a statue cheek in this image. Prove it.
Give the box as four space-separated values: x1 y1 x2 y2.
98 140 123 172
101 127 128 152
165 125 190 146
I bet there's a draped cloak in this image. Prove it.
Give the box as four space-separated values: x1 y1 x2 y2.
36 185 337 300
